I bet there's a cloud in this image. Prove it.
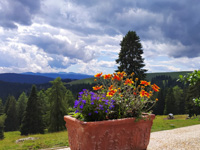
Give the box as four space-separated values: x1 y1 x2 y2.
0 0 200 74
0 0 41 29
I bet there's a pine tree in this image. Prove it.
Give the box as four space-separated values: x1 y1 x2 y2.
17 92 28 127
65 89 75 108
0 114 6 140
38 90 50 128
47 77 68 132
4 96 18 131
173 86 184 114
0 99 4 116
116 31 147 80
185 83 200 117
153 88 165 115
164 88 176 115
20 85 44 135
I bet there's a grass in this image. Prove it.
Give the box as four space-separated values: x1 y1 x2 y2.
0 115 199 150
151 115 200 132
67 77 95 85
0 130 69 150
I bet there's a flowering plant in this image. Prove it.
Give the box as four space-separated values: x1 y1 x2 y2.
74 72 160 121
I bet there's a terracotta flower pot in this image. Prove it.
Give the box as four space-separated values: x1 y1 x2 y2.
64 114 155 150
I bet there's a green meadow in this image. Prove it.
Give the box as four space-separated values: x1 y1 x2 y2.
0 115 199 150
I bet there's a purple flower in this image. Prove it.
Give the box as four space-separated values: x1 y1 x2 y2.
82 100 86 104
94 111 98 114
79 91 84 95
109 105 114 109
105 110 108 113
111 100 115 103
75 110 79 113
99 104 104 110
91 102 94 105
80 104 84 109
91 96 96 101
74 100 79 108
83 89 87 91
88 113 92 116
90 91 95 95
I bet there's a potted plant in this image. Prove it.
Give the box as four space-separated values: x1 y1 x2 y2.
64 72 159 150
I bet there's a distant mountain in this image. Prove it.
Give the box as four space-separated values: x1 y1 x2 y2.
21 72 94 79
0 73 54 84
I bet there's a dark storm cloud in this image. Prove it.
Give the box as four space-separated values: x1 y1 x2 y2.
71 0 200 58
0 0 41 29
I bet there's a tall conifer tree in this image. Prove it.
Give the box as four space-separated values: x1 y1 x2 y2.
116 31 147 80
0 114 6 140
164 88 176 115
4 96 18 131
20 85 44 135
48 77 68 132
0 99 3 116
17 92 28 127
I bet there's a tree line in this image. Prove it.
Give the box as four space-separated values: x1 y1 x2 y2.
152 75 200 117
0 77 75 139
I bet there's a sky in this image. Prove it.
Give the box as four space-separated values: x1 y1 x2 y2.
0 0 200 75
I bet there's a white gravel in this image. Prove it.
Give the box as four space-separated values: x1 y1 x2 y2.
147 124 200 150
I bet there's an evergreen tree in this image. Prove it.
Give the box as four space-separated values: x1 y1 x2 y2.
47 77 68 132
173 86 184 114
116 31 147 79
164 88 176 115
20 85 44 135
153 88 165 115
38 90 50 128
4 96 18 131
0 99 4 116
65 89 75 108
185 83 200 117
0 114 6 140
17 92 28 127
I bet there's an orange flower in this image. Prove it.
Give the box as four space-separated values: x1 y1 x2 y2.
94 72 103 78
140 80 150 86
135 78 139 81
106 89 117 97
112 74 121 81
93 85 103 91
140 90 146 97
145 92 150 98
152 84 160 92
131 72 135 76
140 90 150 98
109 85 113 90
124 78 134 85
103 74 112 79
156 98 159 101
133 92 137 96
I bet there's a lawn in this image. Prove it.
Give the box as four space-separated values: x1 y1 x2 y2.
0 115 199 150
151 115 200 132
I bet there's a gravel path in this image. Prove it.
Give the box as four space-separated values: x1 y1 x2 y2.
44 124 200 150
148 124 200 150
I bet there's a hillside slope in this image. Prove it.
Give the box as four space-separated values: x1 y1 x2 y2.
0 73 54 84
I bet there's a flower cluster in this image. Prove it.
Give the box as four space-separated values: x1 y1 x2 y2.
74 72 160 121
74 89 115 121
92 72 160 119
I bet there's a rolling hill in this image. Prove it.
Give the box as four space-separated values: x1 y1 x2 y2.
0 73 54 84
